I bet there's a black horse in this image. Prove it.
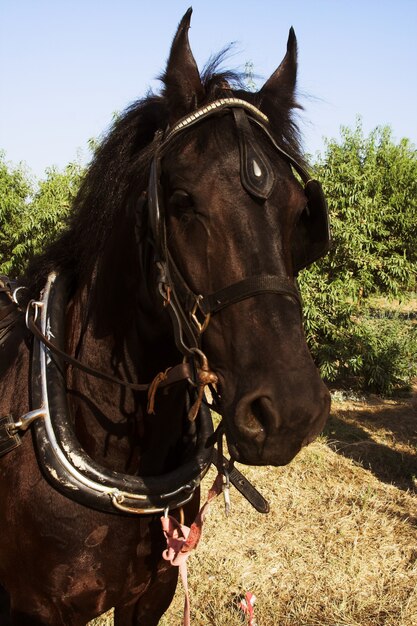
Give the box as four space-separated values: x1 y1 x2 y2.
0 9 330 625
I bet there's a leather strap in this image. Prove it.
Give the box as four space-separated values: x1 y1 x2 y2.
195 274 301 316
0 415 22 457
227 462 270 514
27 315 192 392
0 278 23 345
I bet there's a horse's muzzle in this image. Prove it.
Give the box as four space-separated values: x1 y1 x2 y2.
225 385 330 466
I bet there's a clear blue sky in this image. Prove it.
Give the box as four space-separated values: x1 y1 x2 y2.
1 0 416 179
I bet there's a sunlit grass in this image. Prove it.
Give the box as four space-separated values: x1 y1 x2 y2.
90 394 417 626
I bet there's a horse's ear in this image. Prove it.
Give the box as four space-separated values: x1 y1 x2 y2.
163 8 205 123
258 27 298 111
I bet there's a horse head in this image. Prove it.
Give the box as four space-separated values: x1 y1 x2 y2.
146 10 331 467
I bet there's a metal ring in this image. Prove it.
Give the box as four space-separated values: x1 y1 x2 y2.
189 347 210 371
110 489 124 505
25 300 43 328
12 285 27 306
162 481 196 499
190 296 211 334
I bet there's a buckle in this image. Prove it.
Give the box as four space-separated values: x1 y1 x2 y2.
190 296 211 334
0 415 22 457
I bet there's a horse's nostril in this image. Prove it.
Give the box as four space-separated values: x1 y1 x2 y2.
235 396 275 447
250 398 267 433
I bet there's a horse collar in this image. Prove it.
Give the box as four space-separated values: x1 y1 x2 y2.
26 272 214 515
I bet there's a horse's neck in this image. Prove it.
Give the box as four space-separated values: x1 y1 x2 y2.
65 279 185 476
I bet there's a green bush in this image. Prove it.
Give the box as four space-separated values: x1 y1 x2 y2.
313 119 417 298
0 151 33 273
299 267 417 394
353 317 417 395
0 158 84 276
299 119 417 395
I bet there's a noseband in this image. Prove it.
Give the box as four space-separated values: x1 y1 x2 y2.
147 98 330 357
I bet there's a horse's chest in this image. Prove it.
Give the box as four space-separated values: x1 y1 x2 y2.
0 442 166 606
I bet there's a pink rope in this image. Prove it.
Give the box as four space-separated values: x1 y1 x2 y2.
239 591 257 626
161 474 224 625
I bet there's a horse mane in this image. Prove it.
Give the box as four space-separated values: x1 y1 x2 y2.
24 54 304 297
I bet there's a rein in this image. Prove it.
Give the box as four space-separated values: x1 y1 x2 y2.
27 312 193 393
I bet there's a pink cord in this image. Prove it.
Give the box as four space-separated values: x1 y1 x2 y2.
161 474 224 626
240 591 257 626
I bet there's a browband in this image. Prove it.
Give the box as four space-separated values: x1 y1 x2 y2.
164 97 269 143
160 97 312 185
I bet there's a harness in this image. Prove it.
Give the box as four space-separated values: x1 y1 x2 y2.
0 97 330 516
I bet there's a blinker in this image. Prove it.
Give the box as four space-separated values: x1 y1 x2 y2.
232 107 275 200
291 178 331 273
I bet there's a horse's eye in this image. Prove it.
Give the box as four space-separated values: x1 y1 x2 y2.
169 189 194 210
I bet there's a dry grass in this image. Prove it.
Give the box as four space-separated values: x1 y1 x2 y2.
90 394 417 626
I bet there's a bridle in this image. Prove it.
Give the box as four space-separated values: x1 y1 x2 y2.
147 97 330 358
